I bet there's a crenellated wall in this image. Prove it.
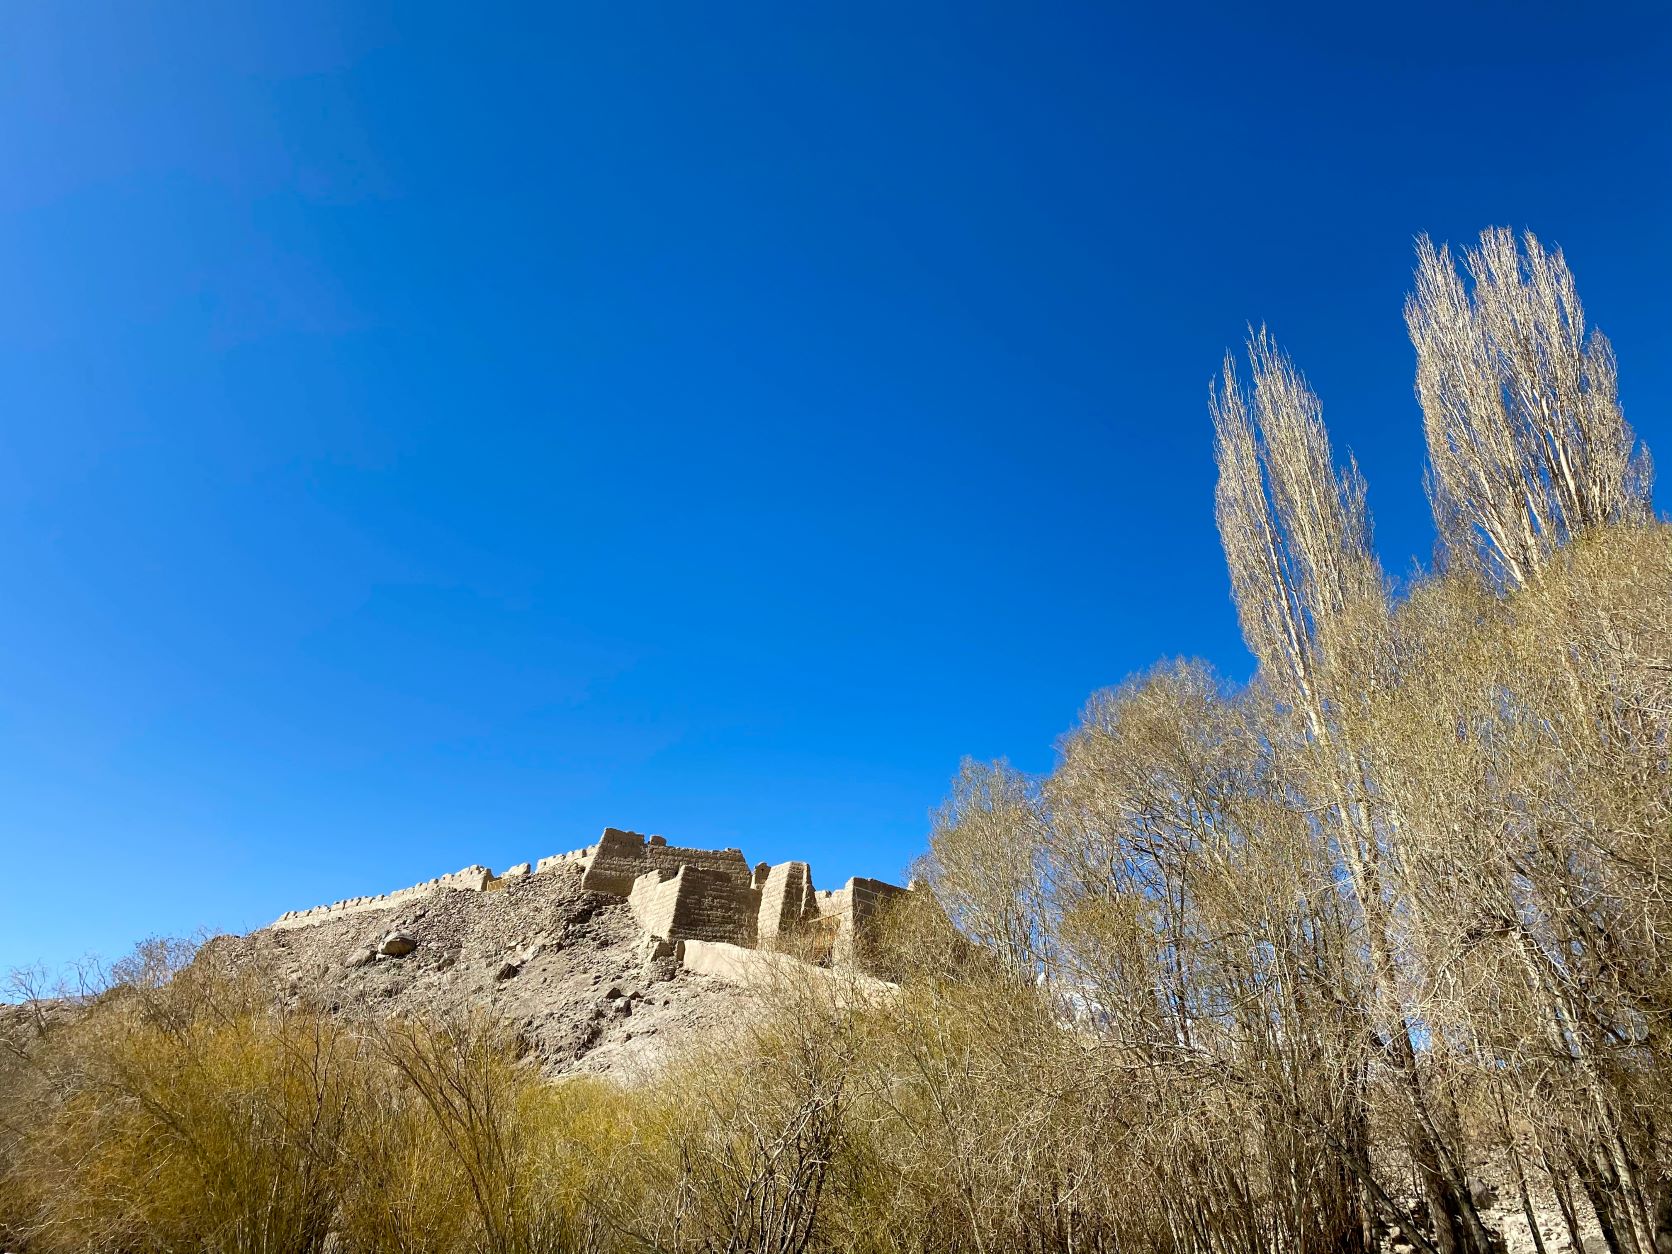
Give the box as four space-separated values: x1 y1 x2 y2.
271 865 496 930
269 826 907 970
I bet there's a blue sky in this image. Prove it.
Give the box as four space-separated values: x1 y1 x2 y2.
2 2 1669 973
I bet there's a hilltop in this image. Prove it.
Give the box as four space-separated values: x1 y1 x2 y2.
215 827 908 1077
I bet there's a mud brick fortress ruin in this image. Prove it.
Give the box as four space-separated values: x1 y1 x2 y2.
271 827 909 971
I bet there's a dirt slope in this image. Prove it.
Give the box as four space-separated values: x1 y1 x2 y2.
218 863 752 1078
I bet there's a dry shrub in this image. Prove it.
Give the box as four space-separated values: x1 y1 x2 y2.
0 945 658 1254
338 1016 645 1254
7 942 360 1254
620 967 869 1254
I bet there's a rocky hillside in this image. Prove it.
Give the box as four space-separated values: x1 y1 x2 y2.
217 862 753 1078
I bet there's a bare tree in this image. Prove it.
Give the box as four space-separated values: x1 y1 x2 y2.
1212 329 1500 1254
917 758 1050 977
1210 326 1383 708
1406 227 1652 588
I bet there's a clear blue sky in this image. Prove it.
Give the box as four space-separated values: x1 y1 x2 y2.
3 2 1669 973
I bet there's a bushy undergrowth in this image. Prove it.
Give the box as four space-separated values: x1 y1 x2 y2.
0 944 651 1254
0 944 998 1254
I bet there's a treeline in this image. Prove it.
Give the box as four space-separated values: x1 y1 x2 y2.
2 228 1669 1254
914 229 1672 1254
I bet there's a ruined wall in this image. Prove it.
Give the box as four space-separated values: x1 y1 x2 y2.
665 867 759 945
627 869 683 938
757 861 815 945
628 866 759 945
814 877 909 965
811 886 850 931
535 846 593 875
847 877 906 925
644 840 751 884
272 865 496 930
270 826 908 972
843 876 907 962
679 939 899 1001
577 827 657 895
574 828 751 896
